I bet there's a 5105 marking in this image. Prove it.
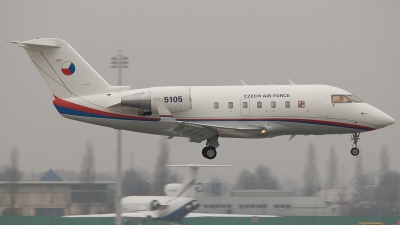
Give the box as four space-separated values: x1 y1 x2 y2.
164 96 183 103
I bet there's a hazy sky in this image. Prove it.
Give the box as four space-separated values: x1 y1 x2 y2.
1 1 399 187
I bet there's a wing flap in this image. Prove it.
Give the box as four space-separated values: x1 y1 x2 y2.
186 213 280 218
63 212 149 220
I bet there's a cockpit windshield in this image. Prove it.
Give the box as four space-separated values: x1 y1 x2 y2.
332 95 364 103
332 95 352 103
347 95 363 103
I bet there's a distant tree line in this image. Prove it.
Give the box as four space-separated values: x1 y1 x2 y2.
344 146 400 216
235 165 280 190
0 147 21 215
1 141 399 216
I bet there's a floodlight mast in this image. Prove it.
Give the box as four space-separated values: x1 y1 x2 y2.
111 50 128 225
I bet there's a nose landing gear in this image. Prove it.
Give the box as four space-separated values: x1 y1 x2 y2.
350 133 360 156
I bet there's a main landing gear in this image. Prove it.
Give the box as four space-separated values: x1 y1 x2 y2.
350 133 360 156
202 146 217 159
201 136 219 160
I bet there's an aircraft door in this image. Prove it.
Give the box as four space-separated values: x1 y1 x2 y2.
240 99 250 115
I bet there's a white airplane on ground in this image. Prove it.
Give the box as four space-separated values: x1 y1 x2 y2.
64 165 278 224
12 38 394 159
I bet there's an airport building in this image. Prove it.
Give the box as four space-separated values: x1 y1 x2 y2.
193 185 349 216
0 171 349 217
0 170 113 216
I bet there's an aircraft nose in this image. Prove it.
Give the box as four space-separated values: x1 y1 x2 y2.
382 114 395 126
366 104 394 128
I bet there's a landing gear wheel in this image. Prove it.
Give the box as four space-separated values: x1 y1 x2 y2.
351 148 359 156
350 133 361 156
202 146 217 160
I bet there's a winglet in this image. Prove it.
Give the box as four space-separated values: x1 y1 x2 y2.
154 98 177 122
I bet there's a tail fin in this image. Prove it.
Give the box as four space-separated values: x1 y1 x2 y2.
14 38 130 99
165 164 233 198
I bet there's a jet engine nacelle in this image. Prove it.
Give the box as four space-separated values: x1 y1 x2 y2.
150 200 160 211
121 87 192 113
164 183 182 196
184 200 200 212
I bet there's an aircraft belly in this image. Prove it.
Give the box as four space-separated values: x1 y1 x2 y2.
63 112 374 139
93 118 174 135
267 120 372 136
199 118 374 138
62 114 98 125
62 115 174 135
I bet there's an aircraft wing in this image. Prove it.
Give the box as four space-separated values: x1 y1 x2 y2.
154 98 267 144
186 213 280 218
63 212 149 220
171 122 266 143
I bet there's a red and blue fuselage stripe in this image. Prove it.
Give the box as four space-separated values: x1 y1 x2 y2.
53 97 374 131
160 114 174 118
53 97 159 121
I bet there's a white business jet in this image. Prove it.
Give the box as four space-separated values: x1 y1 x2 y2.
64 165 278 224
12 38 394 159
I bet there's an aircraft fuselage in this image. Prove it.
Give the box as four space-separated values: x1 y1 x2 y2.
55 84 393 139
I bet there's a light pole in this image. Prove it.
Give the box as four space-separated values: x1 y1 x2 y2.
111 50 128 225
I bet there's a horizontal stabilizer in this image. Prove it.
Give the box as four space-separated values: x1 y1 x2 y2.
166 164 233 168
13 39 60 48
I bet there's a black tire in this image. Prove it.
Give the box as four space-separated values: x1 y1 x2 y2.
202 146 217 159
351 147 359 156
202 147 209 158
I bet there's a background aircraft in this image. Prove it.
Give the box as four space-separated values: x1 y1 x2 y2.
63 164 278 224
12 38 394 159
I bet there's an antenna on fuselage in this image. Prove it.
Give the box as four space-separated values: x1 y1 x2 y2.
288 79 296 85
240 80 248 86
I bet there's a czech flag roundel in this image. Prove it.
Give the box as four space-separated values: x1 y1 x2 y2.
61 61 75 76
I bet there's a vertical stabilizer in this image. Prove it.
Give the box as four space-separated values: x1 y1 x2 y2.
165 164 233 198
13 38 128 99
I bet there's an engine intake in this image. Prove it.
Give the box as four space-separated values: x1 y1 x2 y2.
150 200 160 211
184 200 200 212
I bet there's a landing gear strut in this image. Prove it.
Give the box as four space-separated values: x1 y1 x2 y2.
202 146 217 159
350 133 360 156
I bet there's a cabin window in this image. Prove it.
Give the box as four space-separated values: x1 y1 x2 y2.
257 102 262 108
228 102 233 109
271 101 276 108
214 102 219 109
285 101 290 108
347 95 363 103
243 102 248 108
331 95 352 103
